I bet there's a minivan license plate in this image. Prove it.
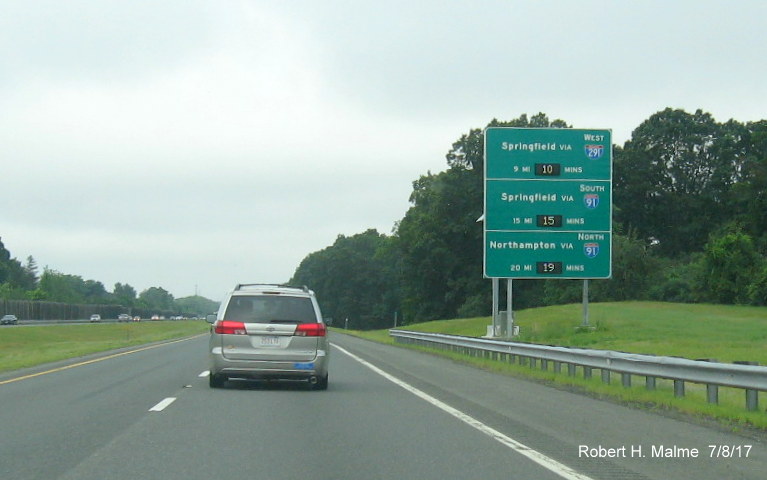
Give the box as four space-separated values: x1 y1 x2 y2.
260 336 280 346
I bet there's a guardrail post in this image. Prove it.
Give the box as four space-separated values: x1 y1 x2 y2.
621 373 631 388
694 359 717 404
583 366 592 379
553 361 562 374
674 380 685 397
567 363 576 376
746 390 759 411
707 384 719 404
530 358 537 369
735 362 759 411
540 359 548 371
645 376 656 390
601 369 611 384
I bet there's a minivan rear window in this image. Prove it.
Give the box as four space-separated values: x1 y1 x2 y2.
224 295 317 324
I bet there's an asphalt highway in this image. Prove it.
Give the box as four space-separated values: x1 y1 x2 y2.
0 332 764 479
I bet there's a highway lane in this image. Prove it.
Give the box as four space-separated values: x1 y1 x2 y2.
1 334 562 480
334 334 767 480
0 336 209 479
0 332 765 479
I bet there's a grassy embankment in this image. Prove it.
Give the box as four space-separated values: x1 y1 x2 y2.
0 321 210 374
343 301 767 431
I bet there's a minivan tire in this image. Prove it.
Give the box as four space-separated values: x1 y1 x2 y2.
209 373 227 388
313 374 328 391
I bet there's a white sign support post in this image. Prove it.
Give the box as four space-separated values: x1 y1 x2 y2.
492 278 499 336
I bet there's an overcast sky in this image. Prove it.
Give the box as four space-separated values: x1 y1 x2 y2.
1 1 765 301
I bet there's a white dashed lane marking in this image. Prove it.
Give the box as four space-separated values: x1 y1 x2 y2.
149 397 177 412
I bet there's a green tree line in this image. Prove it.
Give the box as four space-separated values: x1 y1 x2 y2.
290 109 767 329
0 238 218 316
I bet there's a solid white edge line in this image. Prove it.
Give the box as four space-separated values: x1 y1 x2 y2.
149 397 177 412
332 343 595 480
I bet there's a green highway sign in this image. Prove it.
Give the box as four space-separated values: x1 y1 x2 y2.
484 127 612 279
485 231 611 278
485 179 611 232
485 128 611 180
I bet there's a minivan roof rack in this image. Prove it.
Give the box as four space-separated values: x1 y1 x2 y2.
234 283 310 293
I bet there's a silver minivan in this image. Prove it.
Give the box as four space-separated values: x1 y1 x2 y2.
207 284 329 390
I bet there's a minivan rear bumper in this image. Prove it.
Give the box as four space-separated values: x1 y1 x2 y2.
210 350 328 380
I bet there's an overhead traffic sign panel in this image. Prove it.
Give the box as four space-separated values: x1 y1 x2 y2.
484 127 612 279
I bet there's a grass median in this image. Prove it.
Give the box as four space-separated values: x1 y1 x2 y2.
341 301 767 432
0 321 210 374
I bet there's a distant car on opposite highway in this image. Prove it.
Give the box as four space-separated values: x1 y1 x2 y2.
89 314 101 323
1 314 18 325
117 314 132 322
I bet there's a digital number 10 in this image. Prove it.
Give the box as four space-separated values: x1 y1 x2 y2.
535 163 561 176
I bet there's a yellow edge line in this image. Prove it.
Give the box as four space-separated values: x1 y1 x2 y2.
0 334 207 386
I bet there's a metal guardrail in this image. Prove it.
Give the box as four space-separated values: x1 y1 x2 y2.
389 329 766 412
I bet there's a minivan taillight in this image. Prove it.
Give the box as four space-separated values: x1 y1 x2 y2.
215 320 247 335
294 323 326 337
